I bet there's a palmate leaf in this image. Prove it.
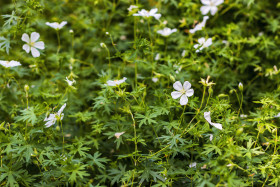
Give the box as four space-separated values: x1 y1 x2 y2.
2 11 21 27
62 164 90 184
15 107 37 125
87 152 110 169
0 37 11 54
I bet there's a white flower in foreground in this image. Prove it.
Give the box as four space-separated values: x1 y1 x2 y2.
115 132 125 139
189 162 197 168
128 5 138 12
155 53 160 61
107 77 127 86
194 37 212 52
0 60 21 68
189 16 209 34
200 0 224 16
204 111 223 130
22 32 45 58
44 104 66 128
46 21 67 30
152 77 159 83
133 8 161 20
65 77 76 86
157 27 177 37
171 81 194 105
200 0 224 15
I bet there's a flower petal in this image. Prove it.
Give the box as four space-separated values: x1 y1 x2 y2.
204 111 212 124
34 41 45 49
211 122 223 130
171 91 183 99
214 0 224 6
200 6 211 15
23 44 30 53
180 94 188 105
30 32 40 42
21 33 30 43
31 47 40 57
201 0 211 5
204 38 212 47
149 8 158 15
185 89 194 97
58 104 67 116
198 37 206 44
183 81 191 90
210 6 218 15
173 81 183 91
153 13 161 20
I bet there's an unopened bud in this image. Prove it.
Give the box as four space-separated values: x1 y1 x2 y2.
100 43 107 48
238 82 243 92
24 85 29 92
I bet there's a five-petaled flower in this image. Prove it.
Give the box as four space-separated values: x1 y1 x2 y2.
0 60 21 68
157 27 177 37
107 77 127 86
46 21 67 30
44 104 66 128
204 111 223 130
194 37 212 52
22 32 45 58
171 81 194 105
200 0 224 16
133 8 161 20
190 16 209 34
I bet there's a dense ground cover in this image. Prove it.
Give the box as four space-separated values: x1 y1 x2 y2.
0 0 280 186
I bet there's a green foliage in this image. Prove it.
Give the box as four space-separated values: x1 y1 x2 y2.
0 0 280 186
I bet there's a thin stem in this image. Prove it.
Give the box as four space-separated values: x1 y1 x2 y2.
135 62 137 88
129 109 138 166
60 120 64 153
56 30 61 54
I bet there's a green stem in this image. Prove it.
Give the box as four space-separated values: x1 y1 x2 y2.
56 30 61 54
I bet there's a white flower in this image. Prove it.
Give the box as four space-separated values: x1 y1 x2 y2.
46 21 67 30
227 164 233 167
209 134 213 141
115 132 125 139
152 77 159 83
22 32 45 58
171 81 194 105
44 104 66 128
105 32 109 35
65 77 76 86
222 40 228 44
238 82 243 91
181 50 186 57
107 77 127 86
133 8 161 20
155 53 160 60
240 114 248 118
157 27 177 37
128 5 138 12
189 16 209 34
200 0 224 15
194 37 212 52
204 111 223 130
0 60 21 68
274 113 280 118
189 162 197 168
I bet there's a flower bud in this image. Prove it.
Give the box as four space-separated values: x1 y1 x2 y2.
56 126 60 131
24 85 29 92
208 87 213 95
169 75 175 82
100 43 107 48
238 82 243 92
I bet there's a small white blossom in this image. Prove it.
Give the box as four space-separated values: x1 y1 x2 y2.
240 114 248 118
209 134 213 141
105 32 109 35
194 37 212 52
171 81 194 105
181 50 186 57
44 104 66 128
227 164 233 167
128 5 138 12
274 113 280 118
155 53 160 61
115 132 125 139
190 16 209 34
152 77 159 83
65 77 76 86
133 8 161 20
69 29 74 33
46 21 67 30
222 40 228 44
107 77 127 86
0 60 21 68
189 162 197 168
200 0 224 15
204 111 223 130
22 32 45 58
157 27 177 37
